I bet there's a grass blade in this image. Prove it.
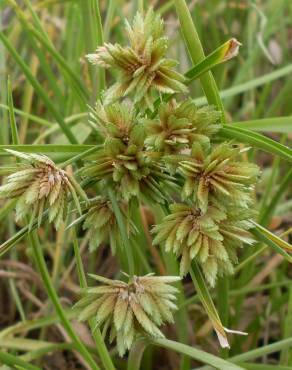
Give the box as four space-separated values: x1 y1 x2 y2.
80 0 105 98
231 117 292 133
190 262 230 348
251 222 292 262
0 351 41 370
185 38 241 82
173 0 225 121
0 31 78 144
7 76 19 145
219 126 292 162
0 144 95 154
194 64 292 106
152 338 245 370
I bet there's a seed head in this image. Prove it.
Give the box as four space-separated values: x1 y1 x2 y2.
82 101 174 203
152 203 255 286
76 273 180 356
144 100 221 154
86 8 187 108
177 142 259 212
0 150 86 228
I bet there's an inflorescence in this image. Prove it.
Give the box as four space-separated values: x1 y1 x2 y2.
0 7 259 355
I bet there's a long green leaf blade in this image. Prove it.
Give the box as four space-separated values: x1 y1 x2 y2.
0 31 78 144
219 126 292 162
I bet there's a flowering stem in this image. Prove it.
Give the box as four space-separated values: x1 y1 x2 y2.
108 188 135 277
127 338 148 370
173 0 226 122
28 230 100 370
72 229 116 370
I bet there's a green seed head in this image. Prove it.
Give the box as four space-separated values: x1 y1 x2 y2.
0 150 84 229
82 101 174 203
152 202 255 286
144 100 221 154
86 8 187 109
178 142 260 212
76 273 180 356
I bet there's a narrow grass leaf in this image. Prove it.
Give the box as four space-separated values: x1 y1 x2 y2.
219 126 292 162
173 0 225 120
0 145 95 154
252 222 292 253
251 227 292 263
190 262 230 348
7 77 19 145
232 117 292 133
185 38 241 82
0 31 78 144
152 338 245 370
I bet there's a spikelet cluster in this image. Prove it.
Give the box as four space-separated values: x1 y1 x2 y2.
80 196 135 253
167 142 259 212
86 8 187 108
144 99 221 154
153 138 259 285
76 274 180 356
81 101 174 202
152 203 255 286
0 150 86 228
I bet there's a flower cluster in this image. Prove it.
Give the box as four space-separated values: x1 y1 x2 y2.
80 8 259 288
86 8 187 108
0 5 261 357
144 99 221 154
0 150 86 228
152 203 255 286
76 274 180 356
81 101 175 203
178 142 259 212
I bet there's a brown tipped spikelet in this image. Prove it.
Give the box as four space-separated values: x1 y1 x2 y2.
0 150 87 228
144 99 221 154
76 273 180 356
152 203 255 286
86 8 187 108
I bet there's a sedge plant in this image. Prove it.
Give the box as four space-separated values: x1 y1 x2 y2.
0 1 291 370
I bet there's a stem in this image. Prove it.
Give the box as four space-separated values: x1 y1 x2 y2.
127 338 148 370
72 230 116 370
0 351 41 370
28 230 100 370
173 0 225 122
80 0 105 99
108 188 135 277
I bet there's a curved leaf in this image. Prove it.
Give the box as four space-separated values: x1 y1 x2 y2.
219 126 292 162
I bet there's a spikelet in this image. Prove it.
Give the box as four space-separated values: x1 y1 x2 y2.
152 203 255 287
76 273 180 356
144 99 221 154
82 101 174 203
81 196 135 254
177 142 259 212
0 150 86 228
86 8 187 108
